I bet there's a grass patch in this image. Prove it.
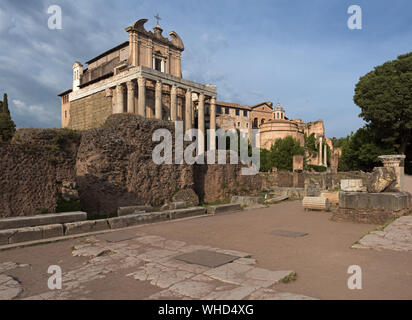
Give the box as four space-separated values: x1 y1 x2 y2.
56 198 81 213
282 272 297 284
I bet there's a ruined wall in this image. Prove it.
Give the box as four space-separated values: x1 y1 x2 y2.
194 155 262 203
68 90 112 130
0 129 80 217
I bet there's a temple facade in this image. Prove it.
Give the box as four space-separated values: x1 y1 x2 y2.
58 18 217 152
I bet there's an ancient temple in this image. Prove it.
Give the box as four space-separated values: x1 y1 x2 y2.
58 18 217 152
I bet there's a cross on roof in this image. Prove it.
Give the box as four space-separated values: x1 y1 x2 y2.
154 14 162 25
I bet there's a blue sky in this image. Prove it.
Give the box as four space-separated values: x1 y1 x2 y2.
1 0 412 137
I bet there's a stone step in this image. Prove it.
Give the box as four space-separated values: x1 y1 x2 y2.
0 212 87 231
0 207 209 247
117 206 153 217
0 224 64 245
109 207 207 229
207 203 242 215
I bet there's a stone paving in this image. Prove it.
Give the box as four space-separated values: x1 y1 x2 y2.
352 216 412 252
0 232 316 300
0 262 29 299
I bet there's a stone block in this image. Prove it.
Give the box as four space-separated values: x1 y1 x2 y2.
265 195 289 204
161 202 187 211
0 229 16 245
207 204 242 215
64 220 110 235
367 167 397 193
340 179 366 192
108 212 168 229
117 206 153 217
168 207 206 220
8 224 63 244
320 192 339 206
339 192 411 212
172 189 199 207
231 196 263 206
0 212 87 231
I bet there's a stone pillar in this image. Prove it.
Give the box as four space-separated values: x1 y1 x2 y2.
114 84 125 114
198 93 205 155
126 81 136 114
330 153 339 173
170 85 177 122
185 88 192 131
318 137 323 166
137 77 146 117
210 96 216 151
324 142 327 167
293 155 304 172
155 81 163 120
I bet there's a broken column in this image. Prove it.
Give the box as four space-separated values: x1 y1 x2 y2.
378 155 406 192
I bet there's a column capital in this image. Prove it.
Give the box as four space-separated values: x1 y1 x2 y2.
137 77 146 86
126 80 136 91
116 84 125 93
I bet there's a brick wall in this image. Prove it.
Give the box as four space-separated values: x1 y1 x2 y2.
68 91 112 130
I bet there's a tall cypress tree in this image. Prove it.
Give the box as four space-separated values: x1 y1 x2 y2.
0 93 16 142
3 93 9 114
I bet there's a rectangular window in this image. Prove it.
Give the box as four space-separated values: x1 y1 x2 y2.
154 58 162 71
243 110 247 117
236 109 240 116
217 106 222 114
225 108 229 115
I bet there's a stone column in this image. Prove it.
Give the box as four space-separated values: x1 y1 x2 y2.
114 84 125 114
137 77 146 117
126 81 136 114
185 88 192 131
324 142 327 167
210 96 216 151
170 85 177 121
155 81 162 120
198 93 205 155
318 137 323 166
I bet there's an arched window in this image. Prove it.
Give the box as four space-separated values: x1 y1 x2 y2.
261 119 265 124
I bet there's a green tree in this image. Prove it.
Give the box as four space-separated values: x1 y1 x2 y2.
354 52 412 155
338 126 395 172
268 136 305 171
304 133 318 158
0 93 16 142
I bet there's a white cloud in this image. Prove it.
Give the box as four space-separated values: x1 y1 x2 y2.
12 99 59 128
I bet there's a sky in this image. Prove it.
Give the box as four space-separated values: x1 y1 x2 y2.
1 0 412 138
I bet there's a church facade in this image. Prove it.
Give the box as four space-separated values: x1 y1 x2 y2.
58 18 217 152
